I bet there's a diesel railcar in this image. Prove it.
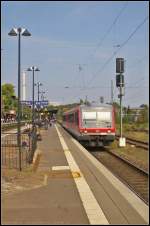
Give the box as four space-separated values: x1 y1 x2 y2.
62 104 115 147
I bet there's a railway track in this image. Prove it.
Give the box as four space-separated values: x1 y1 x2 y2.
132 129 148 133
116 135 148 150
89 148 149 204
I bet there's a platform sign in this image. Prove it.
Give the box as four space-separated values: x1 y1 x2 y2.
35 101 49 107
21 100 49 107
21 101 32 106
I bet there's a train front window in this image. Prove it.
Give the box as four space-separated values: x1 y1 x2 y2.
82 110 112 128
97 111 111 128
82 112 96 128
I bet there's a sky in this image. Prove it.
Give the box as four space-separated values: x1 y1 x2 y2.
1 1 149 107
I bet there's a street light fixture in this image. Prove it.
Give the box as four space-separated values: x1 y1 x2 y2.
35 82 43 102
35 82 42 123
27 66 40 130
8 27 31 171
39 91 45 101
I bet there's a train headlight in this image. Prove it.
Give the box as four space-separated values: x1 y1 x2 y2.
108 130 111 133
84 130 87 133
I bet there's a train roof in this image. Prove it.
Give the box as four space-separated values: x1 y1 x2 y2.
80 103 112 109
63 104 113 115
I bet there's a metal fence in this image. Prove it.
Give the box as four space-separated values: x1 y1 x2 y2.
1 129 37 170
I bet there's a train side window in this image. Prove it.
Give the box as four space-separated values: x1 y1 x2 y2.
68 114 71 122
68 113 74 123
75 112 78 125
71 114 74 122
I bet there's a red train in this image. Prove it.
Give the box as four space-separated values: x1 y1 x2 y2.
62 104 116 147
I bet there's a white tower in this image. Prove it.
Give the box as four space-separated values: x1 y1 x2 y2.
22 71 26 101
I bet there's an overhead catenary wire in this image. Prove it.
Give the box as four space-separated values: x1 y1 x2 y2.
127 55 148 69
86 15 149 87
81 1 128 81
70 2 128 91
124 84 148 98
123 92 148 103
90 1 128 57
67 15 148 103
126 76 147 88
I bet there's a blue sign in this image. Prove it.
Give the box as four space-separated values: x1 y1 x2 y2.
21 100 49 107
21 101 32 105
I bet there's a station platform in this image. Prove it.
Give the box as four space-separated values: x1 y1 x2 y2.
2 123 149 225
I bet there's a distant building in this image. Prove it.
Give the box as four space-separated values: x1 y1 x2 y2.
48 101 60 106
126 107 145 122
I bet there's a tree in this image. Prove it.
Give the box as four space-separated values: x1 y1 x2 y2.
21 105 32 120
2 83 15 96
80 99 84 104
2 83 17 113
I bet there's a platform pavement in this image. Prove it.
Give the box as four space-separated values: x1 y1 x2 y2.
1 123 149 225
2 125 90 225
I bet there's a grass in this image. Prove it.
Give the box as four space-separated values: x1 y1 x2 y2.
124 131 148 142
109 140 148 172
116 122 149 142
116 122 148 131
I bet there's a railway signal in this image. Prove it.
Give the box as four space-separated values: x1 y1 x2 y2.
116 58 126 147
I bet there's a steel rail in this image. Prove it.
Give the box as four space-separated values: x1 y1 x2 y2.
115 135 148 150
90 148 148 204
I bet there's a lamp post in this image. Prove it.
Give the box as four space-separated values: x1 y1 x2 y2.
39 91 45 101
27 66 40 130
35 82 42 102
8 27 31 171
35 82 42 123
